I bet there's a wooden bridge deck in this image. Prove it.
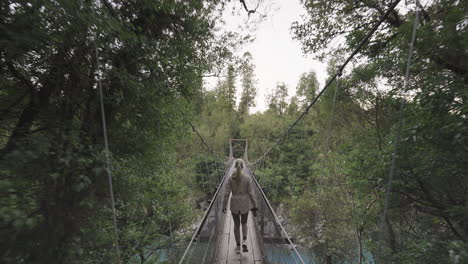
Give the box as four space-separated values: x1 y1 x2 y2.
215 198 264 264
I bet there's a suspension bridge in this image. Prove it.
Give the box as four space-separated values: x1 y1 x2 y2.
175 1 420 262
178 139 305 264
97 1 421 263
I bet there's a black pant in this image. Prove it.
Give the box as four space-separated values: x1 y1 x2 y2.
231 212 249 225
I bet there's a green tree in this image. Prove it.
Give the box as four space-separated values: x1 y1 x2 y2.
217 64 237 111
296 71 319 107
290 1 468 262
0 0 249 263
239 52 257 116
267 82 289 116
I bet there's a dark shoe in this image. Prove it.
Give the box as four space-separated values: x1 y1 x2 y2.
242 242 248 252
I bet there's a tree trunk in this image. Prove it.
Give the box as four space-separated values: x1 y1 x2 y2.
356 228 363 264
1 99 38 159
386 217 397 253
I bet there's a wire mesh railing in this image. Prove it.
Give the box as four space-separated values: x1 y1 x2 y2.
178 160 234 264
245 166 306 264
179 159 305 264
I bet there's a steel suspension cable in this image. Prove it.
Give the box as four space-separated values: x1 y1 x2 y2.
212 151 222 184
248 167 306 264
188 121 224 163
198 161 207 193
95 36 121 263
251 0 402 165
157 122 176 264
322 75 341 185
178 160 232 264
325 74 340 152
378 3 419 257
204 154 215 193
178 122 226 263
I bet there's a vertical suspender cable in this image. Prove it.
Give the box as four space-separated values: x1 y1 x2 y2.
199 162 207 193
95 36 121 263
212 152 221 184
204 155 214 194
250 0 402 166
157 123 176 264
379 3 419 258
325 73 341 152
322 74 341 185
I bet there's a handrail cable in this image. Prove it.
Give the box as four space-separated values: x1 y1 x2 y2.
188 121 224 162
248 167 306 264
378 2 419 258
178 162 232 264
157 122 177 263
95 34 121 264
251 0 402 165
178 121 228 263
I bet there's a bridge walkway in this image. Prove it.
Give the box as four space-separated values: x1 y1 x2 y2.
215 194 264 264
178 159 305 264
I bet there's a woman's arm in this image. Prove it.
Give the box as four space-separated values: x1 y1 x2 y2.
248 178 258 209
222 178 231 211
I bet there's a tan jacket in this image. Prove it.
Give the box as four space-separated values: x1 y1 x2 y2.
223 169 258 214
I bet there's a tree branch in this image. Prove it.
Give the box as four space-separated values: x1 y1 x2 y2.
0 91 28 117
6 62 37 98
239 0 259 17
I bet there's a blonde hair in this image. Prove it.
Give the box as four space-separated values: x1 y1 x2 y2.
234 159 244 169
233 159 244 179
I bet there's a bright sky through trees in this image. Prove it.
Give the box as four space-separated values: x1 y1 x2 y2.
204 0 327 113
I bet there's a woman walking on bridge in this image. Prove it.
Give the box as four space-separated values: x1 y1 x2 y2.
222 159 258 253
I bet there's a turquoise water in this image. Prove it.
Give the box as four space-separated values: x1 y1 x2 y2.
264 245 318 264
265 245 375 264
133 244 375 263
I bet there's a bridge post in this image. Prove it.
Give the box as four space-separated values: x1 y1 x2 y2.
260 202 265 236
229 139 233 160
229 138 248 161
243 139 249 162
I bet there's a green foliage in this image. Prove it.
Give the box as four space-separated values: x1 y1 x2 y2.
296 71 319 107
0 0 248 263
2 0 466 263
239 52 257 116
267 82 289 116
282 1 468 263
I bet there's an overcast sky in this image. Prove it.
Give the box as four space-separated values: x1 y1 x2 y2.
202 0 423 113
204 0 328 113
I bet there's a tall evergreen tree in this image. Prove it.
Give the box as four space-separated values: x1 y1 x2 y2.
217 64 237 111
239 52 257 116
296 71 319 108
267 82 289 116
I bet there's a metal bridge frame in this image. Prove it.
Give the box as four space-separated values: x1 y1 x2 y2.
229 138 249 162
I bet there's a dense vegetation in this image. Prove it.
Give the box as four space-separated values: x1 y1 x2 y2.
196 0 467 263
1 0 466 264
1 0 241 263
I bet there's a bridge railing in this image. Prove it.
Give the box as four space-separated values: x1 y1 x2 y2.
246 167 306 264
178 161 234 264
179 160 305 264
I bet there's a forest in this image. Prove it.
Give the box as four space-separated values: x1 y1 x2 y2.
0 0 467 263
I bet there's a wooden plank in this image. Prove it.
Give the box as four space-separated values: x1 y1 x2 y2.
248 214 263 261
216 198 232 264
227 208 241 263
216 233 229 263
239 213 255 264
218 168 264 264
240 252 255 264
